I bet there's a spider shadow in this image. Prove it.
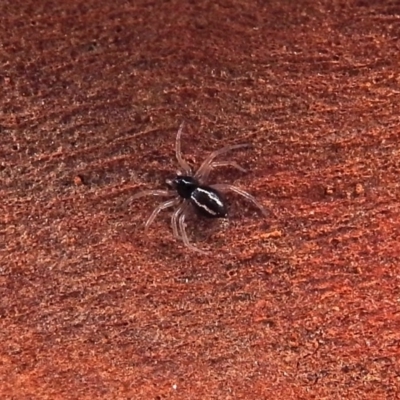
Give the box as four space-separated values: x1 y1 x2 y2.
182 207 228 243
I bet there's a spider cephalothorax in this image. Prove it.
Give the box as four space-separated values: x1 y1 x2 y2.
131 122 267 253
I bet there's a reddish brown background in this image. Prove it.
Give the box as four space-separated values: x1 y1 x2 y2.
1 0 400 398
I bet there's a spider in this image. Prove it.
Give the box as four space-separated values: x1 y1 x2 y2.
131 122 268 254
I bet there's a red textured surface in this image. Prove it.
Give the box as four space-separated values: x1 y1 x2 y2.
1 0 400 398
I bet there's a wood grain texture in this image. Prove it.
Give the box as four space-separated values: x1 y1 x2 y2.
1 0 400 398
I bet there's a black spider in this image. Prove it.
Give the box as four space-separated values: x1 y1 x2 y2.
131 122 267 253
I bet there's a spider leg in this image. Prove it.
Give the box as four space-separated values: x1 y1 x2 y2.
196 160 247 181
210 183 268 218
176 122 192 175
195 143 250 180
124 189 173 208
177 209 209 254
144 197 181 231
171 200 189 239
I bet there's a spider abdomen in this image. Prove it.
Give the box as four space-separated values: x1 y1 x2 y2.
190 186 227 218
